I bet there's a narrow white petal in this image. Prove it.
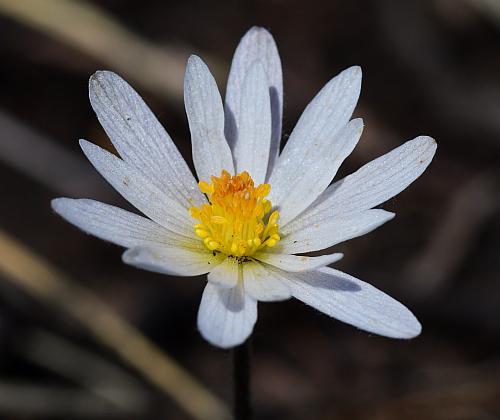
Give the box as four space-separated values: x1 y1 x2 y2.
298 136 437 222
278 209 395 254
277 266 421 339
225 26 283 180
51 198 201 250
254 252 343 272
270 118 363 225
89 71 205 209
268 66 361 218
184 55 234 181
243 261 292 302
122 246 225 277
80 140 194 237
197 281 257 348
233 61 272 184
207 257 239 288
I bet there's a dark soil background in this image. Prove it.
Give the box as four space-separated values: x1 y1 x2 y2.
1 0 500 419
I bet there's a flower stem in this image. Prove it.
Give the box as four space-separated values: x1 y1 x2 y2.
233 338 252 420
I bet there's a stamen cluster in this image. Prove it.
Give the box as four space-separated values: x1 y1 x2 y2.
190 170 280 257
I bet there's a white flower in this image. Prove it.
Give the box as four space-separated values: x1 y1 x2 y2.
52 27 436 349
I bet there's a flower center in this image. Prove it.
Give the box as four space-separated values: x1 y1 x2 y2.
189 170 280 258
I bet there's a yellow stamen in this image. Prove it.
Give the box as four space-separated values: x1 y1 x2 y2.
189 170 281 257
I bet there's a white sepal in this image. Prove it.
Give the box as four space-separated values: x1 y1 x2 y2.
254 252 343 272
89 71 205 209
270 118 364 226
207 257 239 288
79 139 193 237
51 198 201 250
233 61 272 184
225 26 283 180
278 209 395 254
197 281 257 348
296 136 437 223
269 66 362 223
276 266 422 339
122 246 225 276
184 55 234 182
243 260 292 302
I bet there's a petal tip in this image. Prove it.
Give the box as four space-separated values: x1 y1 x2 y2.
246 25 273 38
351 65 362 74
122 247 140 264
51 197 66 213
187 54 202 65
333 252 344 262
89 70 119 89
78 138 94 154
350 117 364 130
426 136 438 150
400 317 422 339
414 135 438 163
387 211 397 220
197 312 254 349
345 65 362 81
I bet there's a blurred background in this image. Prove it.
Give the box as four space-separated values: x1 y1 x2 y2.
1 0 500 419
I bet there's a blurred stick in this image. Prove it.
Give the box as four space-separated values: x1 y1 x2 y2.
0 111 111 198
465 0 500 29
0 381 123 417
0 229 231 420
0 0 224 104
20 329 148 415
403 172 500 298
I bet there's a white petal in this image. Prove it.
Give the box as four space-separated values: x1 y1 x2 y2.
207 257 239 288
298 136 437 222
122 246 225 276
184 55 234 181
232 61 272 184
225 26 283 180
197 281 257 348
89 71 204 209
268 66 361 219
243 261 292 302
280 266 421 339
278 209 395 254
254 252 343 272
80 140 194 237
51 198 201 249
270 118 364 225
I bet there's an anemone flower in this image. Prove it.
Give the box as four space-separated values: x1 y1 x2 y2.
52 27 436 349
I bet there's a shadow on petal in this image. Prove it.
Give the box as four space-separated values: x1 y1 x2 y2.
299 269 361 292
218 283 246 312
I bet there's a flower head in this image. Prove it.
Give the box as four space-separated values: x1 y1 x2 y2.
52 27 437 348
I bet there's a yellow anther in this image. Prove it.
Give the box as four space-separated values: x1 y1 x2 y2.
268 211 279 225
195 228 208 238
198 181 213 194
210 216 227 224
266 239 277 247
189 170 281 257
207 241 219 250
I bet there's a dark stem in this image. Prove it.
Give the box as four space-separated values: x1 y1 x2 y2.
232 338 252 420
